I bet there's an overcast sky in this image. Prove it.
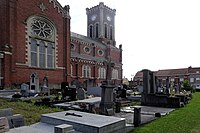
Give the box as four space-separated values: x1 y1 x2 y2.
59 0 200 80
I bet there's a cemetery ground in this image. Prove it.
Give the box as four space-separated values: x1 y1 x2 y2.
0 99 63 125
0 93 199 133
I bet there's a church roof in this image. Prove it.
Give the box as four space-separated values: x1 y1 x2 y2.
71 32 106 49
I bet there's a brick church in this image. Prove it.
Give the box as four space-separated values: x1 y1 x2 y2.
0 0 122 91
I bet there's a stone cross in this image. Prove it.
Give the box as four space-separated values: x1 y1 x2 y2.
100 58 115 115
105 57 115 82
39 3 47 12
43 76 48 87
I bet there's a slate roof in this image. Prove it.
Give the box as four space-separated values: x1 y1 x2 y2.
71 32 107 49
156 68 188 77
134 71 143 78
134 67 200 78
71 52 107 62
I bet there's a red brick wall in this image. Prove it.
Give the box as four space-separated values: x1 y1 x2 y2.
1 0 71 88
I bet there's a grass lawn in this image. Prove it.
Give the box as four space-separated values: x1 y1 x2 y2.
131 92 200 133
0 99 63 125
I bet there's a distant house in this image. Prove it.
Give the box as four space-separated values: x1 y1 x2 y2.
133 66 200 89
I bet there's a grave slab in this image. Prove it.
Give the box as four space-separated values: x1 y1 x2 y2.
41 110 126 133
121 106 174 116
75 97 101 104
0 108 13 117
7 114 25 128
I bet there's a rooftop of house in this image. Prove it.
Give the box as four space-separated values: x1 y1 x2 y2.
134 67 200 79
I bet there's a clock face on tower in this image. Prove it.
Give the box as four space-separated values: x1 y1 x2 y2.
91 15 97 21
107 15 111 21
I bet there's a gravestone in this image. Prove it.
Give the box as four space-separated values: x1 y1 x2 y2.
141 69 157 104
100 59 115 115
20 83 29 97
61 82 69 100
41 76 49 96
30 73 39 93
165 77 170 95
76 88 86 100
116 86 126 99
61 82 77 101
134 107 141 127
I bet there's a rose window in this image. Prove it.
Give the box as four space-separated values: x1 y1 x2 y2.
31 20 52 38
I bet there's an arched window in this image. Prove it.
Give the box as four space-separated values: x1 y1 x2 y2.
47 43 54 68
39 41 45 68
89 25 93 38
30 39 38 67
112 69 118 79
95 23 99 38
104 24 108 38
98 67 106 79
110 26 113 40
82 65 91 78
27 16 55 69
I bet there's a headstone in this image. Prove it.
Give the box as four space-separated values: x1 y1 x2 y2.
141 69 157 104
165 77 170 95
41 76 49 96
100 81 115 115
76 88 86 100
115 102 121 113
30 73 39 93
61 82 69 100
61 83 77 101
100 58 115 115
142 69 156 95
54 124 75 133
68 85 77 101
116 86 126 99
0 117 9 132
20 83 29 97
134 107 141 127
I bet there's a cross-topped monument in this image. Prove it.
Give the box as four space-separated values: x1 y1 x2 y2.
100 58 115 115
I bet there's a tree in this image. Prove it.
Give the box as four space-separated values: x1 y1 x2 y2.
183 80 193 91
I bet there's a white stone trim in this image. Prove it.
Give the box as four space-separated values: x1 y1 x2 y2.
16 63 28 66
56 66 65 70
49 0 70 18
0 51 12 55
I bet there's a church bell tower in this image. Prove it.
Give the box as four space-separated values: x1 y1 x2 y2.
86 2 116 46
